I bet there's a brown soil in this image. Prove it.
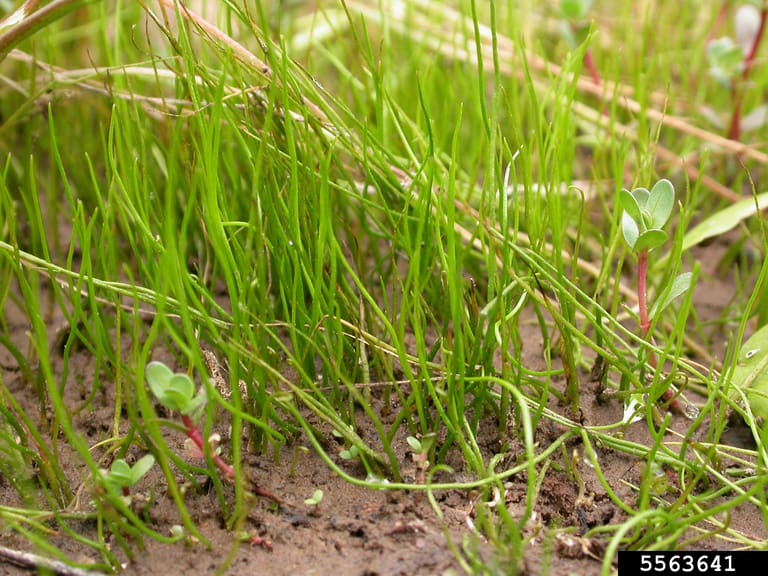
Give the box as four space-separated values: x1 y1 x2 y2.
1 225 766 576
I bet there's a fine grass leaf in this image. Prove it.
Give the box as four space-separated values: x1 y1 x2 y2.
680 192 768 253
730 324 768 421
633 229 667 253
649 272 693 318
646 178 675 229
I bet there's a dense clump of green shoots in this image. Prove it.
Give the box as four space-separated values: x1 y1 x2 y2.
145 361 234 481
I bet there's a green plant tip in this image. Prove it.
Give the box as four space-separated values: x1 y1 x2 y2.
620 179 676 251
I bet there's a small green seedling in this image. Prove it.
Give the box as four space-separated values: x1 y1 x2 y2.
407 434 435 484
99 454 155 498
339 444 359 461
303 489 324 507
334 425 362 462
145 361 207 417
620 179 692 340
705 4 767 139
619 179 694 419
145 361 234 481
729 323 768 425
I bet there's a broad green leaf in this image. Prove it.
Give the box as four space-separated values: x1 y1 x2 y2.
632 187 650 209
633 229 667 253
681 192 768 253
131 454 155 481
649 272 694 318
184 388 208 417
406 436 422 451
168 374 195 401
620 188 642 223
109 460 133 484
163 389 190 413
647 178 675 229
145 361 174 400
730 323 768 421
621 212 639 249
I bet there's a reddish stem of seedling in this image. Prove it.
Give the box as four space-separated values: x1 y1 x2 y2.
582 48 601 86
180 415 286 506
637 250 650 338
727 7 768 141
569 22 603 109
637 249 659 371
181 414 235 481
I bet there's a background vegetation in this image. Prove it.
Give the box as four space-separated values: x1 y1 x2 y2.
1 1 767 574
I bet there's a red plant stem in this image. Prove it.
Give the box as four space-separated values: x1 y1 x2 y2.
179 415 285 505
181 415 235 480
569 22 602 89
637 250 650 337
583 48 601 86
727 7 768 141
637 250 659 371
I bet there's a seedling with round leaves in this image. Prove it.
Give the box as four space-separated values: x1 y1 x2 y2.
145 361 207 419
619 179 675 255
707 36 746 88
407 434 436 485
619 179 695 421
144 361 234 481
303 489 324 507
620 179 692 338
99 454 156 499
704 4 768 140
144 361 287 507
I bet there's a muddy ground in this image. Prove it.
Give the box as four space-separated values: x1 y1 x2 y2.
1 226 766 576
